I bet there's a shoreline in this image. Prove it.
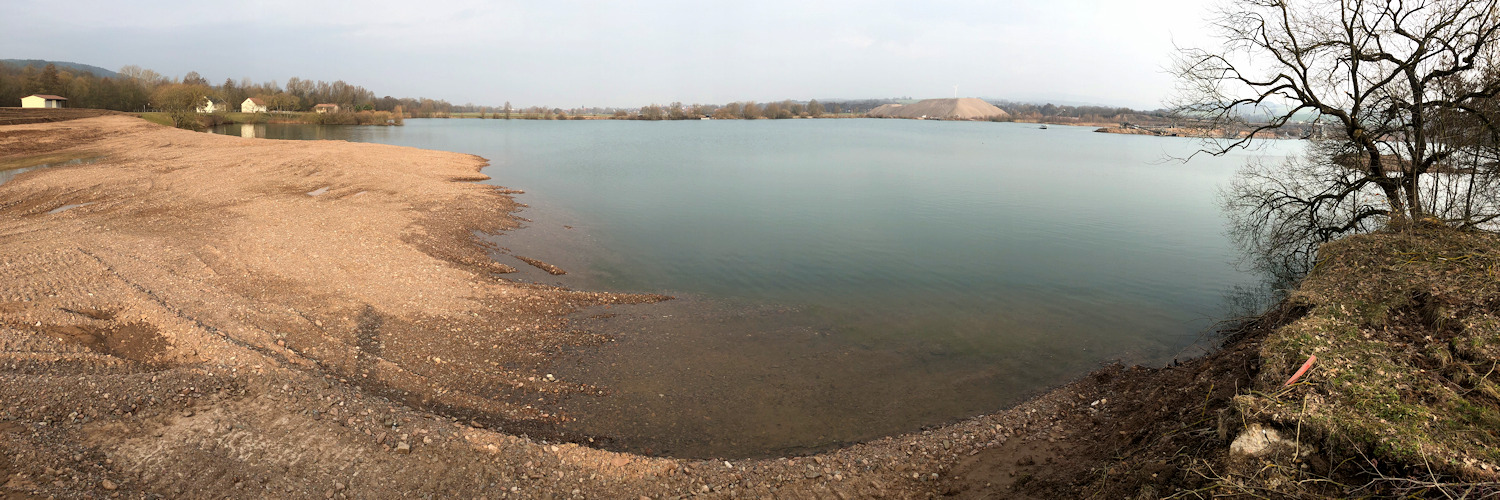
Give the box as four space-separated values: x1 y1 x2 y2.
1 115 1255 498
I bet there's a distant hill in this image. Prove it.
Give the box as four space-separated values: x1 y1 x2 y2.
0 59 118 78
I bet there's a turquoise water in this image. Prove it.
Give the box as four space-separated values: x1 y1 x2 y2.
213 119 1292 458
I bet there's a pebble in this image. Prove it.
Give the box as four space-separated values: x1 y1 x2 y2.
101 479 118 490
395 442 411 454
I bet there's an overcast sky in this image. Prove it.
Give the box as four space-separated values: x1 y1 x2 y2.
2 0 1219 109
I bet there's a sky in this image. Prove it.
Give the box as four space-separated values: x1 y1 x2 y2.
2 0 1220 109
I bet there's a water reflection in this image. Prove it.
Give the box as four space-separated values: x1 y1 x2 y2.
0 157 101 186
211 123 388 142
240 123 265 139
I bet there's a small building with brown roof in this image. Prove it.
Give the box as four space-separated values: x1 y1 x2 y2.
242 97 268 113
20 94 67 109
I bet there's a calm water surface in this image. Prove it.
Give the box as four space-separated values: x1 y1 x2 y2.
213 120 1292 458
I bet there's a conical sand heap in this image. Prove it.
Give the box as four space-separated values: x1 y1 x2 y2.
866 98 1010 120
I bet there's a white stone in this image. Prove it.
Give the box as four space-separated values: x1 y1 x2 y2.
1230 423 1300 458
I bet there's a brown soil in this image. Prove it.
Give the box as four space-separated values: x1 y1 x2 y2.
0 115 1279 499
941 304 1305 498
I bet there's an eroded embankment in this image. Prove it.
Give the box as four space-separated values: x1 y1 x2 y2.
941 229 1500 499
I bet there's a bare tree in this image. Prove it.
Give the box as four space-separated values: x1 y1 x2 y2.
1176 0 1500 275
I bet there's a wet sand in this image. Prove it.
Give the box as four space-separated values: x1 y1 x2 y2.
0 115 1222 498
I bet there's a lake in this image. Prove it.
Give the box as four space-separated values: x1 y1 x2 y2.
212 119 1293 458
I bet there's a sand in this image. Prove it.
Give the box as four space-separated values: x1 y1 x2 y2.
865 98 1010 120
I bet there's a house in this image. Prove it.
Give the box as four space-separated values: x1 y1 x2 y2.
241 97 268 113
20 94 67 108
313 104 340 113
196 97 225 114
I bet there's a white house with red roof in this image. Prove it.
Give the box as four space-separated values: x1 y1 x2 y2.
241 97 268 113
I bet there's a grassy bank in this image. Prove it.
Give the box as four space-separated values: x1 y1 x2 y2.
1225 227 1500 494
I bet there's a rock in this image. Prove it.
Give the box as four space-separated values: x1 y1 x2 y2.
4 474 35 490
101 479 118 490
334 481 346 491
1230 423 1305 459
395 442 411 454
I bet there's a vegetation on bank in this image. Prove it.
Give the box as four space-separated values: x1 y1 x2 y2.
138 108 402 130
1193 227 1500 496
1286 231 1500 474
1 60 471 118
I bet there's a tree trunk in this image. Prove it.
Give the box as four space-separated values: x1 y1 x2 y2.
1383 179 1412 227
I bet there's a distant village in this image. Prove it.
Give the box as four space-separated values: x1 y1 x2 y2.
21 93 340 114
192 96 340 114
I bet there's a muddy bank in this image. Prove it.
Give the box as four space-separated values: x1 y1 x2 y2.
0 115 1279 499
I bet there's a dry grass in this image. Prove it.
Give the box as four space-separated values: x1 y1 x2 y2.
1237 226 1500 489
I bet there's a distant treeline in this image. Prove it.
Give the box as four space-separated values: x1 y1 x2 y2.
991 100 1170 123
593 98 1169 122
539 99 894 120
626 100 836 120
0 62 477 117
0 60 1171 125
458 99 884 120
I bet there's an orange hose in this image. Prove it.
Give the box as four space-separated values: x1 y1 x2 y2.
1284 355 1318 386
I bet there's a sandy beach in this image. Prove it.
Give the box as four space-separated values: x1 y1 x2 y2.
0 115 1246 499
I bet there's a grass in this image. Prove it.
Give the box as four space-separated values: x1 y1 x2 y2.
1237 226 1500 483
136 112 173 127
